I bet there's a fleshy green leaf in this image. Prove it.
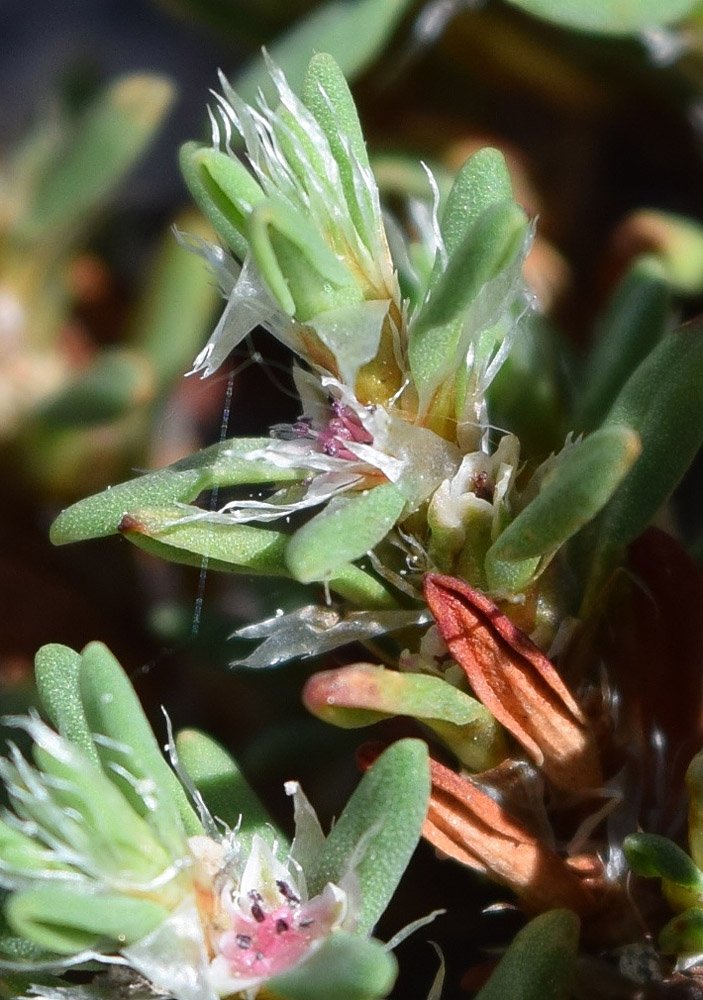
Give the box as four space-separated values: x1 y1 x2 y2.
409 200 527 396
78 642 202 840
485 425 641 593
49 437 303 544
439 147 513 258
175 729 284 852
16 75 175 241
246 195 360 319
6 886 168 955
120 505 291 576
0 818 69 876
303 663 507 772
302 53 374 244
575 256 671 432
285 483 406 583
268 931 397 1000
503 0 698 34
624 832 703 911
587 321 703 596
413 200 528 336
306 739 430 933
33 644 98 766
474 910 580 1000
179 144 266 260
659 907 703 955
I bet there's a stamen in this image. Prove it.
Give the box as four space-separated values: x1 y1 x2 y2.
276 879 300 904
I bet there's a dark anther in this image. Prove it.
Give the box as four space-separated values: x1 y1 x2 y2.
235 934 252 949
299 918 314 928
251 902 265 923
275 918 289 934
276 880 300 904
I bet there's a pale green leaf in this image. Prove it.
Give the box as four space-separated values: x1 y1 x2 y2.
285 484 406 583
304 663 507 772
6 886 167 955
306 739 430 933
268 931 397 1000
50 437 303 544
475 910 580 1000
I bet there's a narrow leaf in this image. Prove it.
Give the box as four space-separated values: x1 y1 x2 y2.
439 147 513 257
6 886 167 954
575 256 671 432
285 483 406 583
413 200 527 335
78 642 201 839
623 833 703 893
588 320 703 595
50 437 302 544
17 75 174 240
474 910 580 1000
119 506 291 577
485 425 641 591
268 931 397 1000
179 143 265 260
175 729 283 851
33 644 98 766
307 739 430 933
232 0 418 107
503 0 698 34
303 663 507 772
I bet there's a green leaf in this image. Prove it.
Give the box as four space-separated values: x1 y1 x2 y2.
246 195 360 320
232 0 419 107
409 201 527 395
16 75 175 241
6 886 168 954
588 321 703 593
474 910 580 1000
503 0 698 34
268 931 397 1000
624 833 703 895
33 644 98 766
413 200 528 335
285 483 406 584
439 147 513 257
49 437 303 544
78 642 202 840
307 739 430 933
179 143 266 260
303 663 507 772
575 256 671 432
120 505 291 577
485 425 641 593
659 907 703 955
0 818 69 876
302 53 374 245
175 729 284 853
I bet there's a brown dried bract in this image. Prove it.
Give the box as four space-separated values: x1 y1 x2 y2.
425 757 598 914
423 573 602 791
